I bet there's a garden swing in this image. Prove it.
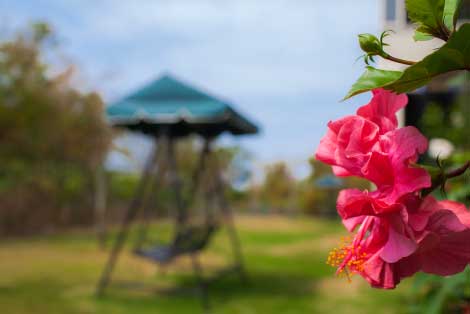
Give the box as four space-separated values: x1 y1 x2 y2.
96 74 259 304
132 136 222 266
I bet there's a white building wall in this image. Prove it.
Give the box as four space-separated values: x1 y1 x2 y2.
378 0 444 126
378 0 443 72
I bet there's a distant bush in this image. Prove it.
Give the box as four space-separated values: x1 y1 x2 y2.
0 23 112 235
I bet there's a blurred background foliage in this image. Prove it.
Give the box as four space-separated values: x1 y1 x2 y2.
406 73 470 314
420 74 470 206
0 23 112 235
0 24 358 237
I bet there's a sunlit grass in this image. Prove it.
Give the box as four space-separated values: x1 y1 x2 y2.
0 214 409 314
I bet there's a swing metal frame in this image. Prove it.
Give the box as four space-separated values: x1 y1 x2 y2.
96 132 246 309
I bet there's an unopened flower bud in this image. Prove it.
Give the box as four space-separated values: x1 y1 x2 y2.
358 33 382 56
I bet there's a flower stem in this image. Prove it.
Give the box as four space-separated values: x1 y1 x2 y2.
421 161 470 197
446 161 470 179
382 54 417 66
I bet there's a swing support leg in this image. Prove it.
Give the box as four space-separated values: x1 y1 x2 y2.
96 140 159 297
165 135 186 228
209 139 247 282
134 142 168 250
222 201 247 282
190 253 210 311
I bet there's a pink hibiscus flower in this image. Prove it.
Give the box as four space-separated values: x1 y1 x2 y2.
316 89 406 174
316 116 380 177
318 88 470 289
329 204 418 285
400 198 470 277
315 88 430 200
330 196 470 289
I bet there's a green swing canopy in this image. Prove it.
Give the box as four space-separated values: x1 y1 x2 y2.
106 74 259 138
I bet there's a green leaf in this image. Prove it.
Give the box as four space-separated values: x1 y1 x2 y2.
345 24 470 99
414 30 434 41
386 23 470 93
342 67 402 100
443 0 462 31
406 0 447 39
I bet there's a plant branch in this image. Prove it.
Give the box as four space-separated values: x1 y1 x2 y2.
382 54 417 66
438 22 451 42
420 161 470 197
446 161 470 179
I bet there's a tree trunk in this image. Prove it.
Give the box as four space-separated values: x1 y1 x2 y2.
94 165 107 249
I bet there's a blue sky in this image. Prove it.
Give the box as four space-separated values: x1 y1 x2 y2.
1 0 380 176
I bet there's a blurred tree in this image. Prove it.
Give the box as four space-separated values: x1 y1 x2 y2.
260 162 294 213
298 158 370 217
0 23 112 235
298 159 333 216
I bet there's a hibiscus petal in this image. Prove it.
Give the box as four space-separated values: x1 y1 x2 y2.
337 189 403 220
342 216 365 232
420 230 470 276
337 189 369 219
426 210 467 234
438 200 470 227
361 151 394 189
315 128 337 165
332 166 352 177
357 89 408 134
408 196 438 232
363 253 400 289
379 226 417 263
394 253 422 279
375 127 430 202
315 115 380 178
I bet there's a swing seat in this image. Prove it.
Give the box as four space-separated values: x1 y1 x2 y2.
134 224 217 264
134 246 174 263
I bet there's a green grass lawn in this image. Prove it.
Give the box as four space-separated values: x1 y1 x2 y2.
0 215 411 314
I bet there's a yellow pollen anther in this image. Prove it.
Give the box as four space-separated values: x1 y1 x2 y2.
326 236 367 282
